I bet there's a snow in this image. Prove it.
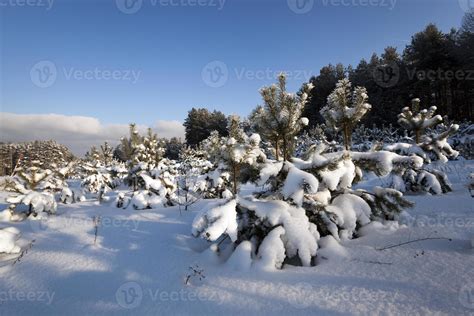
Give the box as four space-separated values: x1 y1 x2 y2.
319 158 355 191
255 226 286 270
0 160 473 315
0 207 13 221
281 163 319 206
0 227 21 254
325 193 372 240
7 191 57 214
60 187 74 204
256 161 283 186
249 133 261 145
227 241 252 271
417 170 443 194
128 190 166 210
352 150 424 175
140 173 163 192
357 221 399 236
192 199 238 242
221 189 233 199
317 235 348 260
238 198 319 267
384 142 427 160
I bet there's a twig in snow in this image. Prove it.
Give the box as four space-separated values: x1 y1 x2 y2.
12 239 35 266
376 237 452 251
93 215 101 245
184 264 206 285
351 258 393 265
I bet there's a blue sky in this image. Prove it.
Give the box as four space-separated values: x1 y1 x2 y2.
0 0 467 128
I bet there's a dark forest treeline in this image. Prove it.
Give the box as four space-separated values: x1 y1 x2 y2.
302 13 474 128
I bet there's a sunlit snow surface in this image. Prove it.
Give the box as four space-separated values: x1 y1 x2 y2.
0 160 473 315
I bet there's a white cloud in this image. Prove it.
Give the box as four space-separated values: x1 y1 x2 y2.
0 113 185 156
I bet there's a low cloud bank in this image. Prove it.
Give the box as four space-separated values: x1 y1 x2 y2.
0 113 185 156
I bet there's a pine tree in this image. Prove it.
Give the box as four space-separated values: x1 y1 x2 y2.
100 142 114 166
398 98 442 143
175 146 211 210
251 73 313 161
384 98 459 194
80 146 113 195
397 98 459 162
192 84 416 270
184 108 229 146
320 78 372 150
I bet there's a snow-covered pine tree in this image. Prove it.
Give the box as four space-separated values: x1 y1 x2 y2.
250 73 313 161
11 160 52 192
0 140 75 176
350 123 402 152
175 146 212 210
320 78 372 150
450 122 474 159
125 125 165 191
5 160 59 216
79 142 127 199
223 115 265 195
100 142 114 166
198 131 232 198
85 146 101 164
295 124 341 158
384 98 459 194
200 117 266 198
81 153 113 196
398 98 441 144
113 124 176 209
192 78 417 270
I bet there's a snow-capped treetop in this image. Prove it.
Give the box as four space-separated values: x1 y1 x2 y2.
397 98 443 143
250 73 313 161
394 98 459 163
201 117 267 195
320 78 371 150
6 159 75 193
124 125 167 191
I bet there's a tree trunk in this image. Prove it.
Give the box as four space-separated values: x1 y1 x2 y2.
415 129 421 144
343 124 351 151
283 138 288 161
232 163 239 195
275 141 280 161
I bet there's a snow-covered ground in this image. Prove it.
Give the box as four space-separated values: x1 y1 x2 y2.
1 161 473 315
